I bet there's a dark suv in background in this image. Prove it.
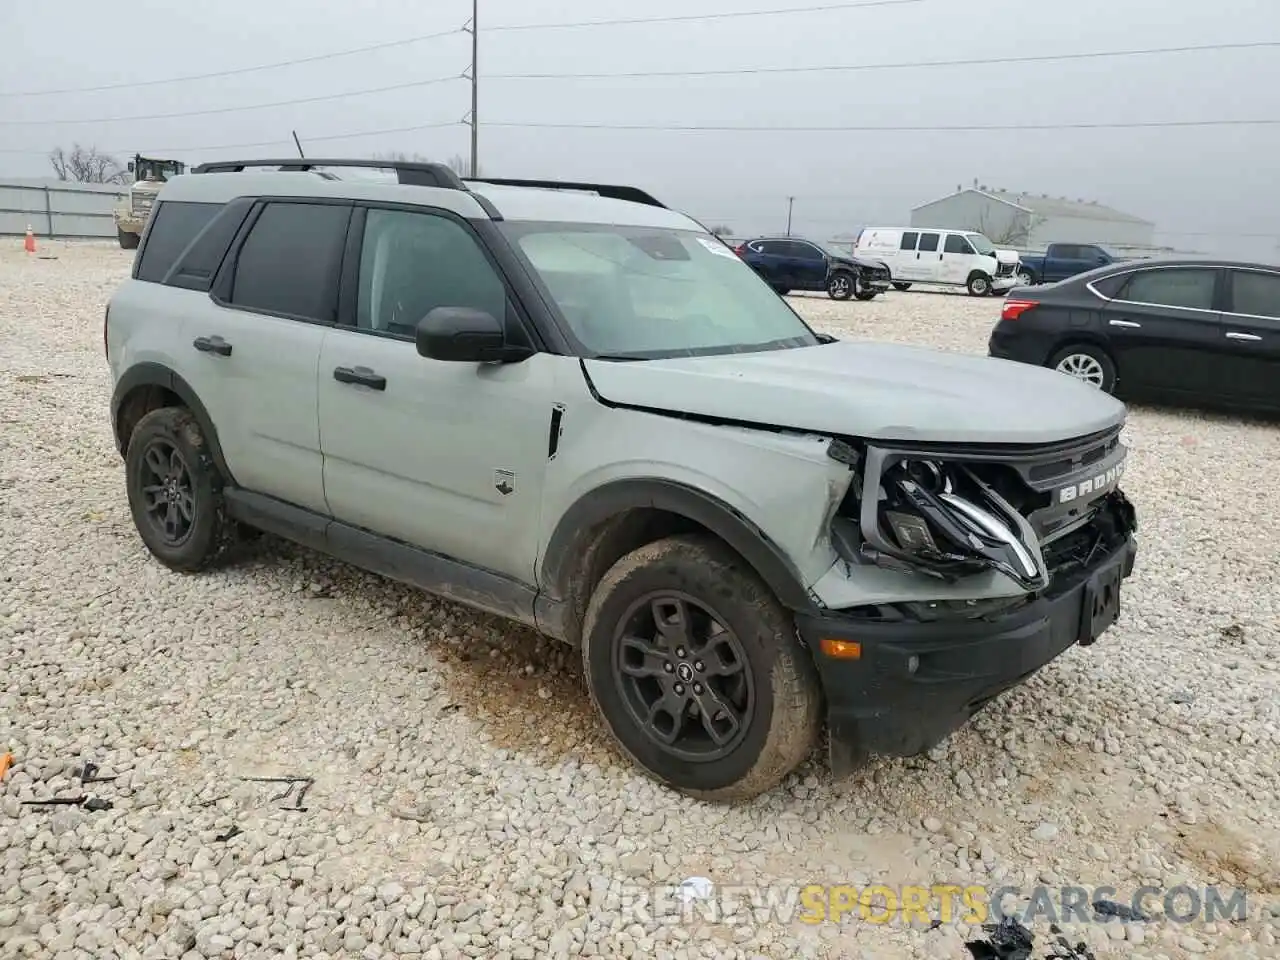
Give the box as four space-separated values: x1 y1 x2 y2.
735 236 892 300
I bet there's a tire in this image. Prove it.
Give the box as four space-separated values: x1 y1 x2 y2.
1047 343 1117 393
1015 267 1036 287
581 534 822 802
892 282 912 292
827 271 855 300
966 273 992 297
118 228 139 250
854 288 878 301
125 407 235 572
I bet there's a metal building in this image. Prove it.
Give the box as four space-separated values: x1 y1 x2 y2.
909 185 1156 253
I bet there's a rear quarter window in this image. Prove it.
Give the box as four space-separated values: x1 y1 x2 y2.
135 201 222 284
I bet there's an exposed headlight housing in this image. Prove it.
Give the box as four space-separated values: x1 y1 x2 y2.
847 447 1049 590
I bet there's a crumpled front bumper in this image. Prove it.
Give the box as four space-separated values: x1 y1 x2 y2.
113 210 146 232
798 493 1138 778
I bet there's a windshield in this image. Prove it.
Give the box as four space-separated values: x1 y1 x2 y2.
501 222 820 358
965 233 997 256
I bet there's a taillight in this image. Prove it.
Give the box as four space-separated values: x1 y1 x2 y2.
1002 299 1038 321
734 244 747 256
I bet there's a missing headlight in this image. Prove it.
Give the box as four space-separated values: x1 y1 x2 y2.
853 452 1049 590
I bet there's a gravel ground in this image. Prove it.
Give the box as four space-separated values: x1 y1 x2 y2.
1 242 1278 960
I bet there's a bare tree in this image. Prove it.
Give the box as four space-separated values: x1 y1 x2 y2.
49 144 130 184
707 224 734 237
965 208 1046 248
371 151 479 177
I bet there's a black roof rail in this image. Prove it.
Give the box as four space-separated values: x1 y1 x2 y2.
465 177 667 209
190 158 467 189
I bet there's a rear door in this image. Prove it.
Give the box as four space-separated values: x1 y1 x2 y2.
746 240 786 286
1098 265 1224 397
1219 267 1280 408
184 198 351 514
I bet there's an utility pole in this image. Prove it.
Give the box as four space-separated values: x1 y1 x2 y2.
467 0 479 177
785 196 794 237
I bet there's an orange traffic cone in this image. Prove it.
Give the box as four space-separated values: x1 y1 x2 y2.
24 225 36 254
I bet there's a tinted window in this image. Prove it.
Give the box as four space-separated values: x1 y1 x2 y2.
135 201 221 283
229 202 350 321
164 199 253 292
791 242 825 261
1052 245 1082 260
753 240 781 255
1119 268 1216 310
1230 270 1280 318
917 233 940 253
900 232 919 251
943 234 974 255
356 209 506 338
1089 273 1130 298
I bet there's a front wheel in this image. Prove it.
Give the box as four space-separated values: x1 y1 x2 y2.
1015 268 1036 287
1048 344 1117 393
117 228 140 250
967 273 992 297
581 534 822 802
827 272 855 300
892 282 912 292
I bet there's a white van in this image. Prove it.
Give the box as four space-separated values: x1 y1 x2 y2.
853 227 1020 296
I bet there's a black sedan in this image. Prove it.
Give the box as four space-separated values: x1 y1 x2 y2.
734 236 892 300
987 257 1280 414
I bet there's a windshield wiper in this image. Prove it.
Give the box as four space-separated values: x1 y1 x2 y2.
591 353 648 362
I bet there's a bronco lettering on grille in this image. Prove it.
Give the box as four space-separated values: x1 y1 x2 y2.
1058 459 1124 503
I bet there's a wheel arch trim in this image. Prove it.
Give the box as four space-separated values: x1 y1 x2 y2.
539 477 815 613
110 362 235 484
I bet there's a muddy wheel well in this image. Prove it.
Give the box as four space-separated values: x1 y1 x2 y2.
116 385 184 455
560 508 758 647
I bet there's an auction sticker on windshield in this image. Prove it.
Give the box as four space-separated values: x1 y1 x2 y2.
696 237 740 259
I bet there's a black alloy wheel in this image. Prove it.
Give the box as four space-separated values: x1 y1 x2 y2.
613 591 755 762
138 438 196 547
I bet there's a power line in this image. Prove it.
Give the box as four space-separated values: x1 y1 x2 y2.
0 75 466 126
0 2 919 100
0 119 466 156
485 0 923 31
483 117 1280 132
0 28 467 99
488 39 1280 81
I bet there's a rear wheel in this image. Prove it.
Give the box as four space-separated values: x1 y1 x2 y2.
581 534 822 802
125 407 235 572
1048 344 1117 393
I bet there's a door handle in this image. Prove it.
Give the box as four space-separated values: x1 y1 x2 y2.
333 365 387 390
192 335 232 356
1225 331 1262 342
1108 319 1142 328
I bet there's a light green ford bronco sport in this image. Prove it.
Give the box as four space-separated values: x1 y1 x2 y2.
106 158 1138 801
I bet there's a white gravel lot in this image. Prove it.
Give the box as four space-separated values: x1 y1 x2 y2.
1 242 1278 960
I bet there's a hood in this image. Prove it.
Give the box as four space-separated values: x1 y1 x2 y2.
995 248 1020 264
583 340 1126 445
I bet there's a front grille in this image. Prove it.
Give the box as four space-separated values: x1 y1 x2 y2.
996 262 1016 277
131 194 154 216
861 265 890 281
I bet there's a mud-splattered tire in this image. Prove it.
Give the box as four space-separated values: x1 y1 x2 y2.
125 407 234 572
581 534 822 802
117 228 140 250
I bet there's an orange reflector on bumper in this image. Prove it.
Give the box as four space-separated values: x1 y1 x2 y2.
820 637 862 660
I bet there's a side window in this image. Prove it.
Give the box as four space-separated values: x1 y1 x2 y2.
1118 268 1217 310
1229 270 1280 319
164 199 253 292
943 234 974 255
135 201 222 283
917 232 940 253
356 208 507 339
228 202 351 322
1052 245 1082 260
793 242 825 261
899 232 919 251
1088 273 1130 299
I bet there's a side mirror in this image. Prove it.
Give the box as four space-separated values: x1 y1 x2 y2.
415 306 532 363
1096 255 1108 264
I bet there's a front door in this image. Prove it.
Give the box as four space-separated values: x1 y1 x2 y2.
1099 265 1224 397
940 233 977 285
1218 267 1280 408
185 198 353 515
789 240 830 291
317 204 557 585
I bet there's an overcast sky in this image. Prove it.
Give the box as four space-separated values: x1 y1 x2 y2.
3 0 1277 256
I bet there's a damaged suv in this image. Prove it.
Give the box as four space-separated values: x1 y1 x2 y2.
106 159 1138 802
